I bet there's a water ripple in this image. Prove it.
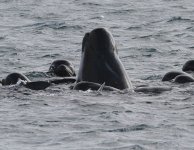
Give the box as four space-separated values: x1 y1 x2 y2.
105 124 152 133
15 21 84 30
167 16 193 23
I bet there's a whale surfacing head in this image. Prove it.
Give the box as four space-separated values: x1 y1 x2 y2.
48 60 76 77
182 60 194 72
77 28 132 90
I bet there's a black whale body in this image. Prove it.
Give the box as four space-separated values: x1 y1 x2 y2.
75 28 133 91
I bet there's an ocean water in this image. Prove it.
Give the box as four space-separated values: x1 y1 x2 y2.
0 0 194 149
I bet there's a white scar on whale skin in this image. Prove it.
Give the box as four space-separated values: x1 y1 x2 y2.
97 82 105 92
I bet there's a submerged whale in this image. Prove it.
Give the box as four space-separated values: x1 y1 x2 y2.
0 73 51 90
75 28 133 91
162 71 186 82
162 60 194 84
0 72 76 90
1 73 30 86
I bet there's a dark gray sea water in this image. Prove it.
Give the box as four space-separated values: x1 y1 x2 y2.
0 0 194 149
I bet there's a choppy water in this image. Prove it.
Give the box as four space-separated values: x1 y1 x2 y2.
0 0 194 149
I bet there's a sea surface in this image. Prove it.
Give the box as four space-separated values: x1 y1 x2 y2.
0 0 194 149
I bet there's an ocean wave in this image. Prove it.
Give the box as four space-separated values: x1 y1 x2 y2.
104 124 152 133
81 2 101 6
0 36 5 40
127 26 142 30
138 48 159 53
25 71 49 79
0 46 18 52
188 46 194 49
41 54 61 58
110 145 145 150
16 22 84 30
167 16 193 23
108 9 135 14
